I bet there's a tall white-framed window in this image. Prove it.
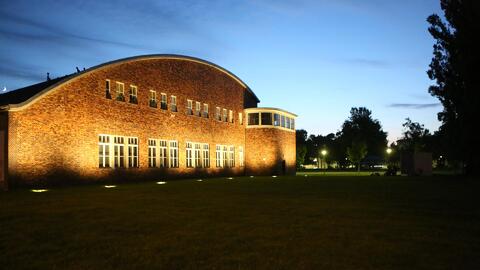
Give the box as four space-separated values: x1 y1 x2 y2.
186 142 193 167
161 93 167 110
222 109 228 122
99 135 110 168
170 96 177 112
195 101 201 116
127 137 138 168
229 110 233 123
202 144 210 168
105 79 111 99
239 146 244 167
169 141 179 167
215 107 221 121
228 146 235 167
159 140 168 167
194 143 202 168
281 115 286 127
186 99 193 115
239 112 243 125
148 139 156 167
113 136 125 168
149 90 157 108
216 145 222 167
222 145 228 167
203 104 209 118
129 85 138 104
115 82 125 101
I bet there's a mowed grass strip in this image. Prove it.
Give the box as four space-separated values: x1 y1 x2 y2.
1 176 479 270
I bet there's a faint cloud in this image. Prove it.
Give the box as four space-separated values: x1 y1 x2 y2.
345 58 390 68
0 11 149 50
389 103 441 109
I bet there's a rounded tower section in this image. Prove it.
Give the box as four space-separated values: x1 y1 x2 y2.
244 108 297 176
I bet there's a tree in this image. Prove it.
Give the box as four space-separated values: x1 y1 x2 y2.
397 118 431 153
296 129 308 168
427 0 480 175
336 107 388 165
306 133 336 167
347 141 368 172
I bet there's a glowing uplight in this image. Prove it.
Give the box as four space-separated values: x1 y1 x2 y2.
104 185 116 188
31 189 48 193
156 181 166 185
249 175 254 178
272 175 277 178
196 179 203 182
227 177 234 180
304 174 308 177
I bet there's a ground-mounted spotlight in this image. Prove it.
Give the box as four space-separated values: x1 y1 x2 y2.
272 175 277 178
104 185 116 188
156 181 166 185
196 179 203 182
249 176 254 178
304 174 308 177
31 189 48 193
227 177 234 180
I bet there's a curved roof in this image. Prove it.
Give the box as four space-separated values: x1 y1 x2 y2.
0 54 259 111
244 107 297 118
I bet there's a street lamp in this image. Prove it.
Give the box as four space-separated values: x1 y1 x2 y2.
386 147 393 168
321 149 327 174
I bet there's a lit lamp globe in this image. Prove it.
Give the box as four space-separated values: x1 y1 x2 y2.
321 150 327 156
386 148 393 155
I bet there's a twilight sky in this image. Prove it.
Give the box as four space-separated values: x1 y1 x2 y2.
0 0 443 142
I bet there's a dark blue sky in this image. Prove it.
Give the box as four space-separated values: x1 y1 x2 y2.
0 0 443 142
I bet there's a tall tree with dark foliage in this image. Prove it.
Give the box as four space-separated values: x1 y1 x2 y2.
336 107 388 162
427 0 480 175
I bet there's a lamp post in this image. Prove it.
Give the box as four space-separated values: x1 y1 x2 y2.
321 149 327 175
386 147 392 166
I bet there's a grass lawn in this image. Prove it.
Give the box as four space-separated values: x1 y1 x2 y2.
1 175 479 269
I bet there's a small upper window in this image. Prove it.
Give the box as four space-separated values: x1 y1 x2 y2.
170 96 177 112
105 80 111 99
195 102 201 116
248 113 260 125
281 115 286 127
215 107 221 121
222 109 228 122
203 104 209 118
229 110 233 123
291 118 295 130
186 99 193 115
116 82 125 101
129 85 138 104
149 90 157 108
160 93 167 110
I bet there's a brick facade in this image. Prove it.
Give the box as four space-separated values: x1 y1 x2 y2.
0 55 296 187
245 128 296 176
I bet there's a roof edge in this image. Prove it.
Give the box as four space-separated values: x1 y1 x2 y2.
244 107 297 118
4 54 260 111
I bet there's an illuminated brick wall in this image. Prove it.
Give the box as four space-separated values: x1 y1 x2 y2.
6 57 259 186
0 112 7 189
245 128 296 176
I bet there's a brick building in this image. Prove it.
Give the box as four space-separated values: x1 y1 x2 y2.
0 55 296 189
